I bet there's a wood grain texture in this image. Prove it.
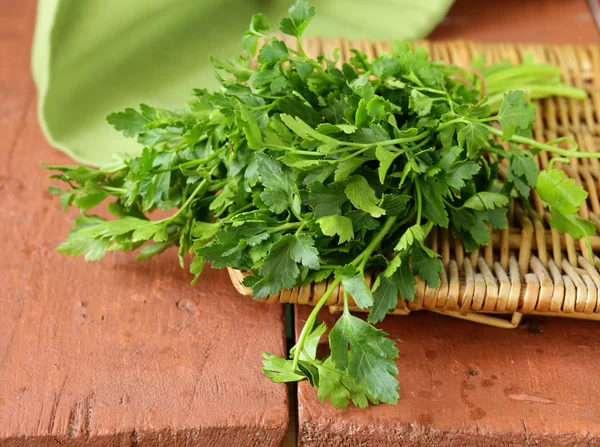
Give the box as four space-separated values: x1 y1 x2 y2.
297 1 600 446
0 1 289 445
296 307 600 446
430 0 600 44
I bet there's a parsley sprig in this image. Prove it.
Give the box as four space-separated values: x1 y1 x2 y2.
48 0 594 408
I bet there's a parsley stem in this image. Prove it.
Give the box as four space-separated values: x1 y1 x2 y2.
352 130 432 149
292 38 338 84
486 85 587 111
267 222 303 234
101 186 126 195
269 144 352 156
292 215 398 372
439 118 592 160
389 208 417 235
399 135 433 153
295 222 307 235
436 118 466 131
484 125 599 158
291 276 342 372
337 146 373 162
415 179 423 225
254 93 282 100
484 64 561 83
168 179 207 222
154 149 224 174
353 216 399 271
442 198 459 210
123 179 208 231
103 163 128 174
295 37 308 59
483 145 509 158
252 98 282 111
291 207 305 223
270 130 431 158
417 87 457 113
222 203 254 221
488 85 587 98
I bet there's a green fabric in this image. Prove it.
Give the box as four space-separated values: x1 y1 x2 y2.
32 0 453 166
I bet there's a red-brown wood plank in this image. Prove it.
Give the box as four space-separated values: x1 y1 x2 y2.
430 0 600 44
296 308 600 446
298 1 600 446
0 1 289 445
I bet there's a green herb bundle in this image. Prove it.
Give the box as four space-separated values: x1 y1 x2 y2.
48 0 594 408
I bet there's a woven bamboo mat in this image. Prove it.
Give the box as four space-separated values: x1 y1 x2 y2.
229 38 600 328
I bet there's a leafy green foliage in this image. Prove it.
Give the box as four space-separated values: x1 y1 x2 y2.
255 153 301 215
496 90 536 140
463 192 510 211
251 234 320 298
507 152 538 197
106 104 155 138
536 168 594 249
345 175 386 218
457 121 489 158
316 215 354 243
47 0 593 410
369 275 399 324
337 265 373 309
329 307 399 404
279 0 315 37
536 168 588 215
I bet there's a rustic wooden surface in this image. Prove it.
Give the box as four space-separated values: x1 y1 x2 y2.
0 1 289 446
298 0 600 446
296 308 600 446
4 0 600 446
430 0 600 43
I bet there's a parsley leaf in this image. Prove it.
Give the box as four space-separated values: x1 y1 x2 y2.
252 234 320 299
463 192 510 211
457 121 489 158
497 90 536 140
507 153 538 197
314 358 369 409
409 90 433 116
57 223 111 261
411 243 442 288
107 104 154 138
256 153 301 215
420 180 449 227
345 175 386 218
549 210 596 239
369 275 399 324
337 265 373 309
262 354 306 382
334 157 367 182
317 215 354 244
536 168 588 215
306 182 347 217
375 145 399 184
329 307 399 404
279 0 315 37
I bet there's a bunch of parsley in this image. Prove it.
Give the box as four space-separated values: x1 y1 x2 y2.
48 0 595 408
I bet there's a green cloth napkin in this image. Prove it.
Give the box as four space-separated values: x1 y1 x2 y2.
32 0 453 166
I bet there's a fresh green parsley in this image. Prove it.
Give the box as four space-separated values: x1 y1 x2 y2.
47 0 593 408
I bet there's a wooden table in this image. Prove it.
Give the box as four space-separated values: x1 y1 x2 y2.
297 1 600 446
1 1 600 446
430 0 600 44
0 1 289 446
